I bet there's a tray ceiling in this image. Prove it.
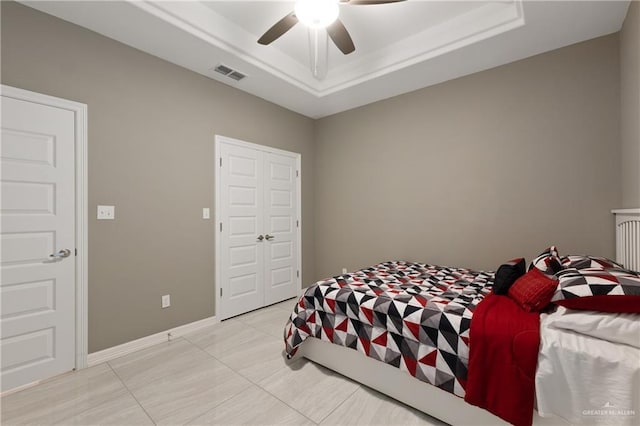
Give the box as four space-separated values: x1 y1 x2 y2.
20 1 631 118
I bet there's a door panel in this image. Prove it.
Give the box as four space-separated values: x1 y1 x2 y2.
1 279 56 319
270 241 292 261
263 153 298 305
1 232 56 265
219 144 264 319
1 96 76 391
229 245 258 267
270 266 293 288
2 181 55 214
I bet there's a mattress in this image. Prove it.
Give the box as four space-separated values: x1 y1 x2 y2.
536 309 640 425
284 260 493 397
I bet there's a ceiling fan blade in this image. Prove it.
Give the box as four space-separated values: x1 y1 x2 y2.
258 12 298 45
327 18 355 55
342 0 406 4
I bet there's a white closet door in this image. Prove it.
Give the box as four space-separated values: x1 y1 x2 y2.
219 143 265 319
216 136 301 320
1 96 76 391
263 153 298 305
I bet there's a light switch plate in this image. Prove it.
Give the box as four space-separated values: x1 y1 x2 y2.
162 294 171 308
97 205 115 220
202 208 210 219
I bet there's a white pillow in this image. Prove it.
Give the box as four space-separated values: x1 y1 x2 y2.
546 306 640 348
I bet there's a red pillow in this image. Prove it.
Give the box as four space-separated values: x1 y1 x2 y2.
508 268 559 312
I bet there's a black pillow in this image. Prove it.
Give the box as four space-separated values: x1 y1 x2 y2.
493 258 526 295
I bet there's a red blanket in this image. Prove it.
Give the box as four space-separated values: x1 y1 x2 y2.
464 293 540 426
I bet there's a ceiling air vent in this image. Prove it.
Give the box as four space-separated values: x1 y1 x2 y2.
228 71 246 81
213 64 246 82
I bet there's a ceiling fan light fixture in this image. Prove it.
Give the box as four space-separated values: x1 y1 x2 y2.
295 0 339 29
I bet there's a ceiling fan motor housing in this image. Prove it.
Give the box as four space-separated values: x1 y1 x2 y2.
295 0 340 29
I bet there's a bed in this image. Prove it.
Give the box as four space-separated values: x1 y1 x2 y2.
283 257 640 426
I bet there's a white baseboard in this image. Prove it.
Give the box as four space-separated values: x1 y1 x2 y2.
87 315 219 366
1 378 45 397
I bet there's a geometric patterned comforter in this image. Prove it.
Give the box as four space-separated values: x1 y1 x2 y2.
284 261 494 397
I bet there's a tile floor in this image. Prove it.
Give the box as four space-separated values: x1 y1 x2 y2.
1 299 446 425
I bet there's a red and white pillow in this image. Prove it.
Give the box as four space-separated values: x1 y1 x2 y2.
551 267 640 313
505 246 639 313
529 246 562 276
560 255 623 270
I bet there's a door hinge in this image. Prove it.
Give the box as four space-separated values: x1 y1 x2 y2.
296 220 299 228
296 170 299 177
219 157 222 167
297 270 300 278
220 288 223 298
75 248 78 256
219 222 222 232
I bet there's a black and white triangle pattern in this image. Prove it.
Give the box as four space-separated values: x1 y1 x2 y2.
552 267 640 300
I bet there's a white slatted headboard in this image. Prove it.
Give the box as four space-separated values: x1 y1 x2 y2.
612 209 640 272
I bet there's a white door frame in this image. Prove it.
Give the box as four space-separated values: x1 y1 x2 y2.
1 85 89 373
214 135 301 320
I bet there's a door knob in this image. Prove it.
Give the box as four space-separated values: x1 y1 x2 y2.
257 235 264 241
265 234 275 241
49 249 71 259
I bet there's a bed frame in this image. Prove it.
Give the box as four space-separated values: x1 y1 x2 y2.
297 337 567 426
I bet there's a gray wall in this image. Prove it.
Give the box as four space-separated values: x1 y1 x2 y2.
1 1 629 352
620 1 640 208
1 2 316 352
314 34 621 277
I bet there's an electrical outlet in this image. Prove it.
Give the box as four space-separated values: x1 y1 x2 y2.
97 205 115 220
342 267 348 274
161 294 171 308
202 208 210 219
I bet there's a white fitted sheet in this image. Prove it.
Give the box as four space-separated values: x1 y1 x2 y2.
536 309 640 425
547 307 640 348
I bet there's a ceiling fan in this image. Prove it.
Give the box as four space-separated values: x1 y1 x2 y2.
257 0 407 55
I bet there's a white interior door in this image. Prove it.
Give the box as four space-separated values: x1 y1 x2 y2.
216 136 300 320
1 95 76 391
219 142 265 319
263 153 298 305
